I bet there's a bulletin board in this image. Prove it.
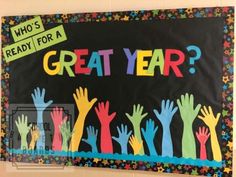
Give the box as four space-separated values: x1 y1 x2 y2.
1 6 234 176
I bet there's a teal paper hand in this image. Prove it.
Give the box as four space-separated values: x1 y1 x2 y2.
15 114 32 150
153 99 178 157
177 93 201 159
82 126 98 153
59 120 72 151
141 119 158 156
112 124 132 154
125 104 148 155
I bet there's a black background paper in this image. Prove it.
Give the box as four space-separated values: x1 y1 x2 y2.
9 17 224 160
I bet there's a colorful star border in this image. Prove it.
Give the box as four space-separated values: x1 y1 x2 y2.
1 6 234 176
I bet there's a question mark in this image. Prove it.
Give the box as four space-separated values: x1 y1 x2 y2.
186 45 201 74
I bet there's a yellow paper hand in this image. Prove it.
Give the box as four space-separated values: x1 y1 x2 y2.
198 106 222 161
198 106 220 129
69 87 97 152
73 87 97 116
129 135 143 155
29 125 40 150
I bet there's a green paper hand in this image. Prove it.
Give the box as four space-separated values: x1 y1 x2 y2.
177 93 201 124
125 104 148 155
125 104 148 131
15 114 32 150
177 93 201 159
59 120 72 151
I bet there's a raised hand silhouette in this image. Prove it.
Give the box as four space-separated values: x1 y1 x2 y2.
82 126 98 153
177 93 201 159
50 107 68 151
59 120 72 152
31 87 53 112
29 125 40 150
112 124 132 154
73 87 97 116
129 135 143 155
141 119 158 156
15 114 32 150
153 99 177 157
198 106 221 161
69 87 97 152
125 104 147 155
31 87 53 150
95 101 116 153
195 126 210 160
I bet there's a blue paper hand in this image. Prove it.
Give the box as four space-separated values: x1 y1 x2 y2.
141 119 158 156
153 99 178 157
31 87 53 150
82 126 98 153
112 124 132 154
31 87 53 112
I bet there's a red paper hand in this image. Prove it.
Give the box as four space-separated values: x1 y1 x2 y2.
95 101 116 153
195 126 210 160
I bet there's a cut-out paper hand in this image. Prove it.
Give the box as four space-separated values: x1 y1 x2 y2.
31 87 53 150
125 104 148 132
196 126 210 145
112 124 132 154
198 106 221 161
15 114 32 150
177 93 201 159
177 93 201 124
50 107 68 151
141 119 158 156
153 99 177 157
195 126 210 160
29 125 40 150
31 87 53 112
129 135 143 155
95 101 116 153
198 106 220 130
82 126 98 153
95 101 116 126
59 120 72 152
125 104 147 155
73 87 97 116
69 87 97 152
154 100 178 126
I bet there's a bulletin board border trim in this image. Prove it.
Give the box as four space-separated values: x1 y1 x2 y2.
1 6 234 176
